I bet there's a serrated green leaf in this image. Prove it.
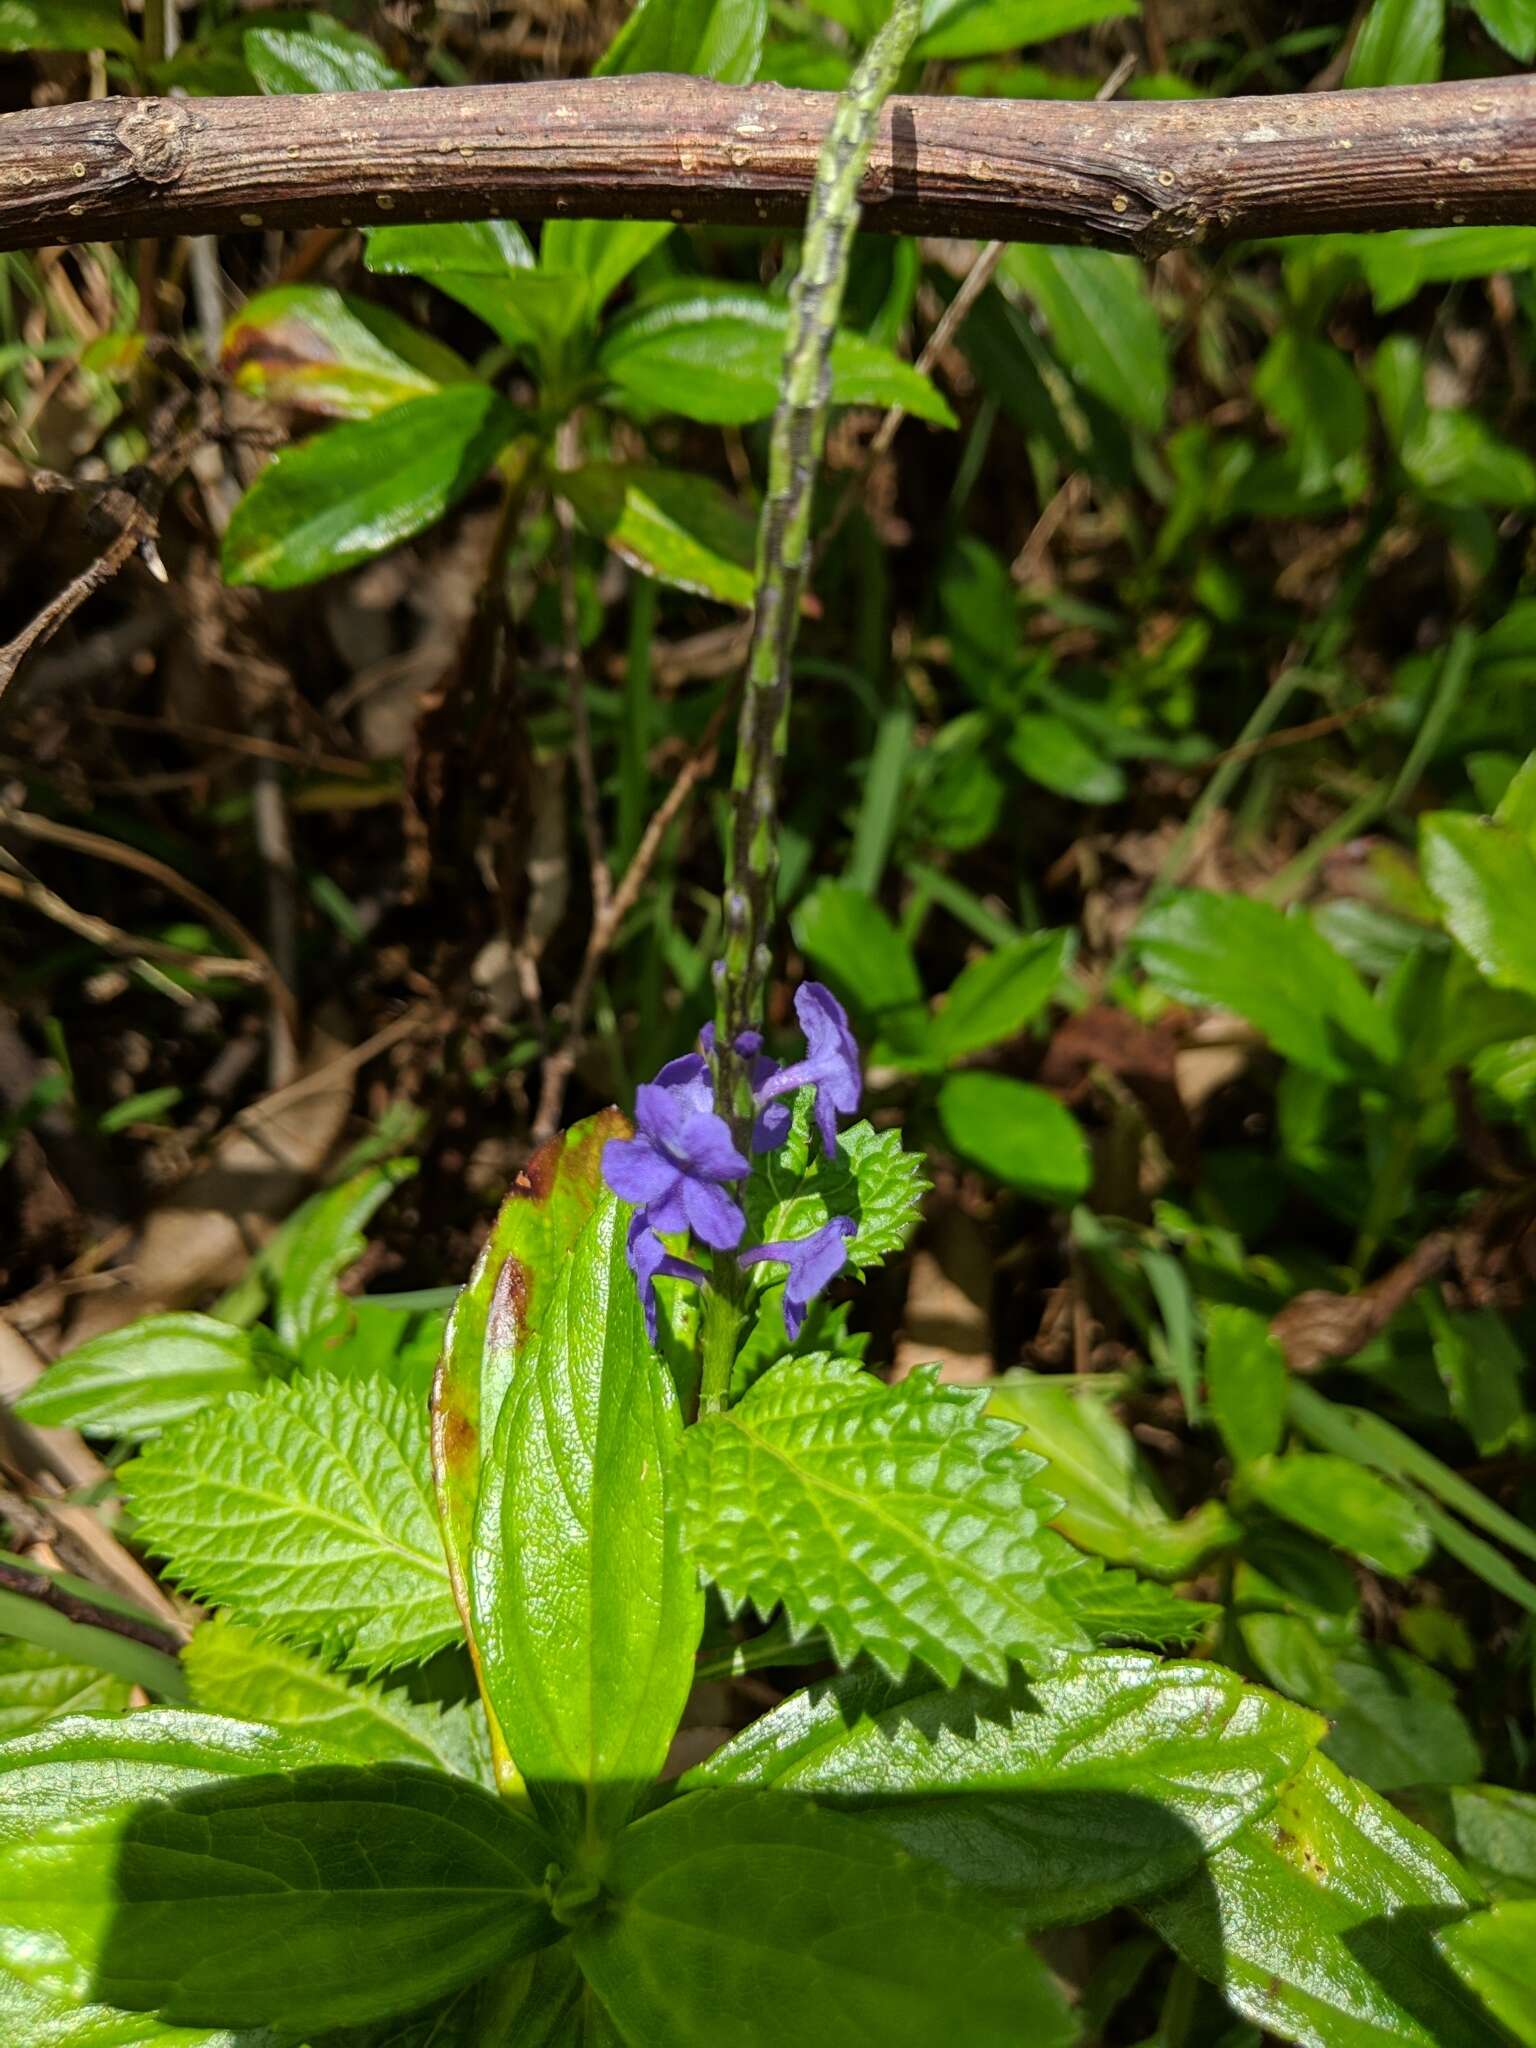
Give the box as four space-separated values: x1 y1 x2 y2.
0 1713 557 2037
471 1193 702 1849
746 1102 928 1280
1136 889 1397 1081
929 929 1071 1063
433 1112 625 1771
556 464 756 607
1050 1558 1218 1648
571 1786 1076 2048
13 1313 285 1440
1242 1452 1434 1578
243 20 404 91
988 1370 1238 1576
125 1374 460 1674
598 289 955 427
938 1072 1091 1203
221 286 470 421
183 1617 491 1783
1146 1750 1500 2047
0 1639 130 1740
682 1353 1088 1684
223 387 522 590
1205 1302 1288 1466
692 1649 1322 1924
1438 1899 1536 2043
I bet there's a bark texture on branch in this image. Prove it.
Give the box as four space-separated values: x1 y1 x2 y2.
1 74 1534 256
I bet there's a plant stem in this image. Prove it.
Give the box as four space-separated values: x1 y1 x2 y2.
711 0 920 1140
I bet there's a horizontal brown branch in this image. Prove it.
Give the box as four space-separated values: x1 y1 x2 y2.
0 74 1533 257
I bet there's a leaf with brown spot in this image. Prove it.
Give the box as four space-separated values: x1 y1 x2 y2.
431 1107 628 1774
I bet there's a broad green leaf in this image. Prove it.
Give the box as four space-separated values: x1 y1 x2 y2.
556 464 756 608
243 21 405 92
1336 227 1536 313
541 219 672 311
1147 1751 1500 2047
929 929 1071 1063
221 286 469 420
0 1715 556 2036
1205 1303 1288 1466
693 1650 1322 1923
1344 0 1444 85
1425 1303 1524 1456
1136 889 1397 1081
433 1111 625 1755
477 1948 622 2048
264 1160 417 1353
988 1370 1238 1576
1421 810 1536 1001
916 0 1137 60
1255 332 1370 497
571 1787 1077 2048
223 386 522 590
1440 1900 1536 2045
938 1072 1091 1203
792 879 929 1058
0 1966 257 2048
744 1098 928 1281
596 0 766 82
1242 1453 1434 1578
367 219 535 279
1471 0 1536 60
1323 1645 1481 1791
0 0 137 55
1008 709 1128 803
125 1374 460 1674
1002 244 1168 433
0 1639 129 1740
1287 1383 1536 1572
13 1313 284 1440
470 1193 702 1850
1420 1784 1536 1900
682 1353 1089 1684
598 290 955 428
183 1618 492 1783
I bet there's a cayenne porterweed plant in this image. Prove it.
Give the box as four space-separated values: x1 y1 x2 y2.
6 4 1536 2047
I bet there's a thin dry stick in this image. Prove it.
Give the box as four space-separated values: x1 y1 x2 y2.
0 502 162 708
0 863 265 983
0 803 299 1046
531 703 728 1143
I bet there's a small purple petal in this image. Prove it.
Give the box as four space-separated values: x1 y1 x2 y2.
752 1097 793 1155
681 1175 746 1251
675 1110 750 1184
633 1081 692 1159
740 1214 856 1340
602 1136 681 1210
626 1215 707 1345
653 1052 713 1117
795 982 861 1116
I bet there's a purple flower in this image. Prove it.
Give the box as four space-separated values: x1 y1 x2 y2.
739 1215 857 1340
753 982 862 1157
626 1215 707 1345
700 1023 791 1155
602 1054 749 1251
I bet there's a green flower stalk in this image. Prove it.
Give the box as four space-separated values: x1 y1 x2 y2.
711 0 920 1138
